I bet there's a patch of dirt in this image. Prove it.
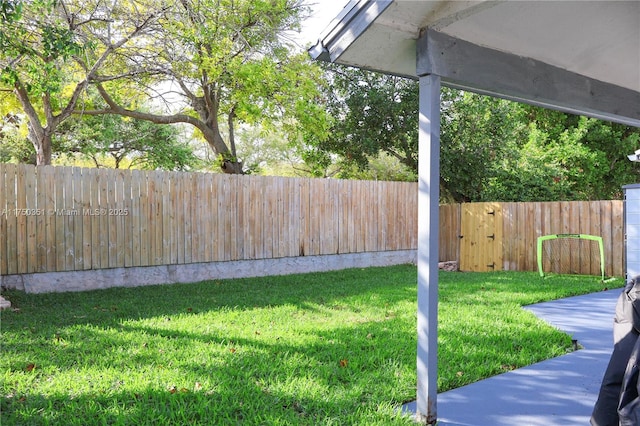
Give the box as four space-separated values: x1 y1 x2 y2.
438 261 458 272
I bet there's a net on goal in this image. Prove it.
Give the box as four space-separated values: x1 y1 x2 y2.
536 234 605 281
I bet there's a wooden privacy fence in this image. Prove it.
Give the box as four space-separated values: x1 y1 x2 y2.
438 201 625 277
0 163 626 278
0 164 418 276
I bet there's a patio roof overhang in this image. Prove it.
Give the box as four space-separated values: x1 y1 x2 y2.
309 0 640 127
309 1 640 423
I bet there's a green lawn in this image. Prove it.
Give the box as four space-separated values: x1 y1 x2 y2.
1 266 621 425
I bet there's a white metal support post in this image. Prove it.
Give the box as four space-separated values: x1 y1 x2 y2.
416 74 441 424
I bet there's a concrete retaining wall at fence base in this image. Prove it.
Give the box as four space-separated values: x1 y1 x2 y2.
0 250 417 294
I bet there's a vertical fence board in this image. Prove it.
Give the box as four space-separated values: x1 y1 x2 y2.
173 172 183 264
439 204 459 262
71 167 83 270
358 181 368 252
325 180 339 255
154 172 165 266
378 182 388 252
557 202 570 273
322 180 332 255
107 169 117 268
62 167 75 270
23 165 37 273
280 178 289 257
80 168 92 270
284 177 295 257
500 203 513 270
53 168 65 271
228 175 239 261
539 202 550 273
394 182 404 250
237 176 248 260
42 167 56 272
89 169 100 269
162 171 172 265
523 202 535 271
263 177 275 259
200 173 209 262
298 178 309 256
115 169 125 268
35 167 46 272
15 165 28 273
0 165 6 275
589 201 601 277
353 180 362 252
207 171 223 262
568 202 581 273
579 201 592 276
508 203 520 271
4 165 17 274
189 173 199 263
549 202 562 273
531 203 542 273
410 183 419 250
367 181 378 252
214 174 226 261
342 180 353 253
192 173 200 263
276 178 286 258
204 173 214 262
600 200 613 277
247 176 256 259
122 169 132 267
612 200 624 277
146 171 156 266
308 178 320 256
137 171 149 267
291 177 300 257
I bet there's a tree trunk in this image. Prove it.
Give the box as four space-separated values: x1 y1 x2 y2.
221 159 244 174
36 140 52 165
200 123 244 174
29 126 52 166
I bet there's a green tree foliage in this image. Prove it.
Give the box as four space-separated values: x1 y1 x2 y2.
311 64 417 179
315 65 640 201
55 114 198 170
0 0 330 173
439 89 528 202
0 0 93 165
83 0 329 174
0 113 35 164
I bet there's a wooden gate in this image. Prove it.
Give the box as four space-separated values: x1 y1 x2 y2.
459 202 503 272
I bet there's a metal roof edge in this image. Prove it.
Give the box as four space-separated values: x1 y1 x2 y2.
308 0 393 62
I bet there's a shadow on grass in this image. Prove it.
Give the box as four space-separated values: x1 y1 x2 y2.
2 267 620 425
2 265 419 425
2 316 417 425
2 265 417 327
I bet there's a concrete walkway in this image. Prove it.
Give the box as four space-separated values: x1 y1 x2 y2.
403 288 621 425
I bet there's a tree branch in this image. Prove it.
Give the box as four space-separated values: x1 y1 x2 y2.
13 80 44 142
82 84 205 130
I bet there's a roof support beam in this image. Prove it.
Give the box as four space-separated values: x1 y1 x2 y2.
417 28 640 127
416 73 441 425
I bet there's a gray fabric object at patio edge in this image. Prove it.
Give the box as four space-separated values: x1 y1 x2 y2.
591 277 640 425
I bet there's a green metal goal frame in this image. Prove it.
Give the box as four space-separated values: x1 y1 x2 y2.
536 234 605 281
